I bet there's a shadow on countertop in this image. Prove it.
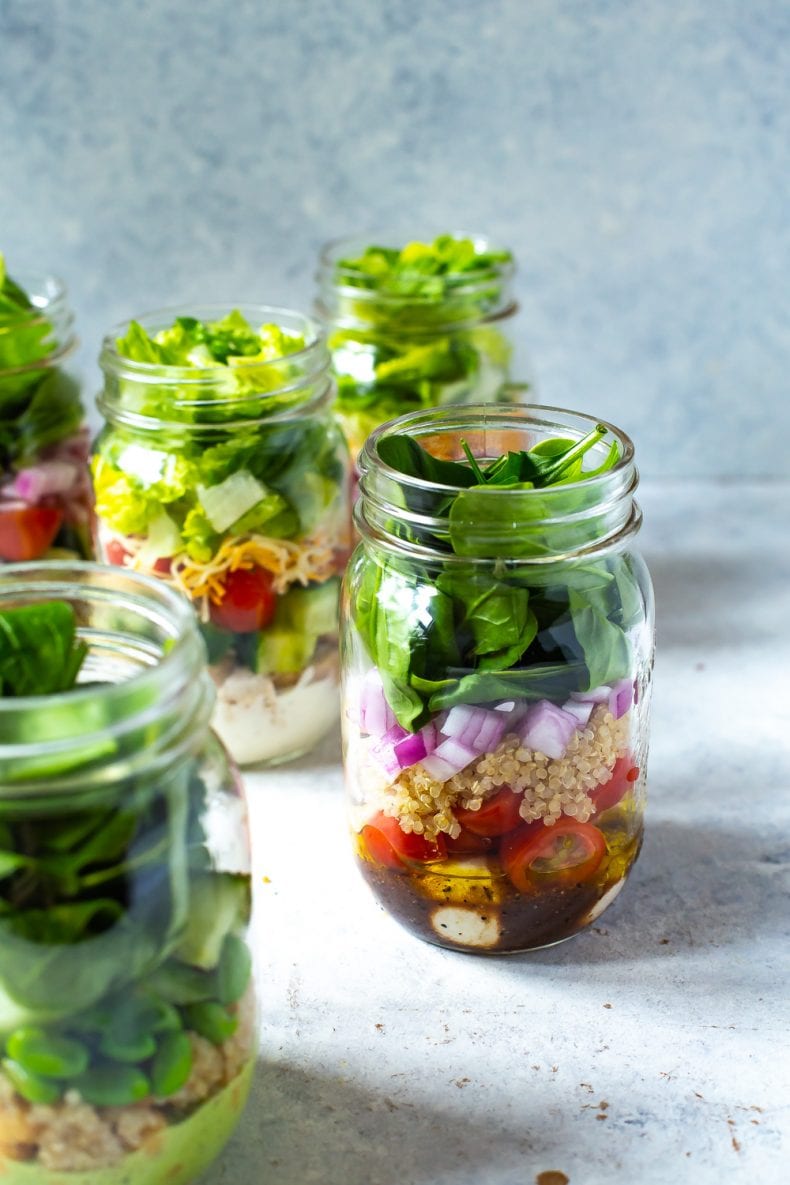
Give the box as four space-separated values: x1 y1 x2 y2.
214 1059 546 1185
510 817 789 971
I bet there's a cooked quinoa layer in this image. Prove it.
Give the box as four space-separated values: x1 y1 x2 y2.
0 988 256 1173
372 705 630 841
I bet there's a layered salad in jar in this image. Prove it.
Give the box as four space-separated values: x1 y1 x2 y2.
344 413 652 953
0 595 255 1184
316 234 519 462
92 308 351 766
0 255 92 562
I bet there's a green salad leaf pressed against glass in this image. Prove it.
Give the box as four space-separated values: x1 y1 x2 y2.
94 310 345 564
0 253 83 470
354 428 641 730
327 235 516 456
0 600 251 1106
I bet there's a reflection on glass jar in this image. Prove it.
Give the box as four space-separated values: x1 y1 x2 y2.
92 306 352 767
0 258 92 562
0 563 256 1185
342 405 655 954
315 233 527 464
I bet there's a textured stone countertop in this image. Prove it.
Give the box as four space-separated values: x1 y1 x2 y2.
210 480 789 1185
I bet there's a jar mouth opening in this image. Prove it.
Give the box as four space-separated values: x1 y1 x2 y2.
356 404 639 562
317 232 516 328
0 562 211 775
100 303 327 384
361 403 636 496
0 272 68 326
0 273 75 369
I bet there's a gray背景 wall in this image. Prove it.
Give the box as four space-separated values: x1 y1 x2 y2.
0 0 787 478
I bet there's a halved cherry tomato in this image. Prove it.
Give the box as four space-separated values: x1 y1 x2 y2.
444 827 494 855
501 819 607 893
103 539 170 574
103 538 130 567
361 812 446 870
455 787 524 837
590 755 640 816
0 503 63 561
209 567 277 633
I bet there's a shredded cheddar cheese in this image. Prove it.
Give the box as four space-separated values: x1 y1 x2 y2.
105 523 344 621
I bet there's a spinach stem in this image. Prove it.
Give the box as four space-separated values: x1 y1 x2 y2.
461 439 488 484
541 423 608 484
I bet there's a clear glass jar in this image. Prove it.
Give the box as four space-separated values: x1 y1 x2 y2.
342 405 654 954
92 305 352 767
0 562 255 1184
0 266 92 561
315 233 526 463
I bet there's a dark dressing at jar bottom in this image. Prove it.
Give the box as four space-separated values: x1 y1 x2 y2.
356 828 643 954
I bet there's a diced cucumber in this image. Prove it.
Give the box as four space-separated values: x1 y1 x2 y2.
279 579 339 637
197 471 267 532
199 622 234 664
253 626 314 677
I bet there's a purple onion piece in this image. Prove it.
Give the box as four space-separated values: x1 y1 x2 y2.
520 700 579 760
608 678 633 720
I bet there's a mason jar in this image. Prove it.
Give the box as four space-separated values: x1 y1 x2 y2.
315 233 527 464
0 562 255 1184
92 305 352 767
0 265 92 561
341 405 654 954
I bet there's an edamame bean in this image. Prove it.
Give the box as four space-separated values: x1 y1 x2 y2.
2 1058 62 1105
74 1063 150 1107
99 1032 158 1064
6 1028 89 1079
183 1002 238 1045
149 999 182 1034
216 934 252 1006
151 1031 193 1097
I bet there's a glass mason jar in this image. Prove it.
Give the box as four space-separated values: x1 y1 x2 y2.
0 265 92 561
315 233 526 464
342 405 654 954
92 305 352 767
0 562 255 1185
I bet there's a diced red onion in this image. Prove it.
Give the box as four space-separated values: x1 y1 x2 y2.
420 722 438 755
520 700 579 760
473 712 506 752
5 461 78 503
394 730 428 768
360 669 396 738
494 701 516 713
608 678 633 720
570 685 612 704
370 723 410 776
562 698 594 727
442 703 488 740
421 737 478 782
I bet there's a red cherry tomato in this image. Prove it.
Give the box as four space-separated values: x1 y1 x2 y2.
103 538 130 566
455 787 524 837
209 567 277 633
0 503 63 561
361 812 446 870
590 755 640 815
444 827 494 855
501 820 607 893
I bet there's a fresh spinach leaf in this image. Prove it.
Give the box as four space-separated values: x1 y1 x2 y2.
0 602 87 697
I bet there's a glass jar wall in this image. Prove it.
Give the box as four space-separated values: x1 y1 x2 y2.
315 233 524 464
0 563 255 1184
0 259 92 561
92 305 352 767
341 405 654 954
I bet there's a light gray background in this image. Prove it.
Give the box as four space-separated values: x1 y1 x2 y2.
1 0 788 475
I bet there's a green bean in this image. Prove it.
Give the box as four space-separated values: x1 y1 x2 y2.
151 1032 193 1097
74 1063 150 1107
216 934 252 1005
2 1058 62 1105
99 1032 158 1064
183 1002 238 1046
6 1028 89 1079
